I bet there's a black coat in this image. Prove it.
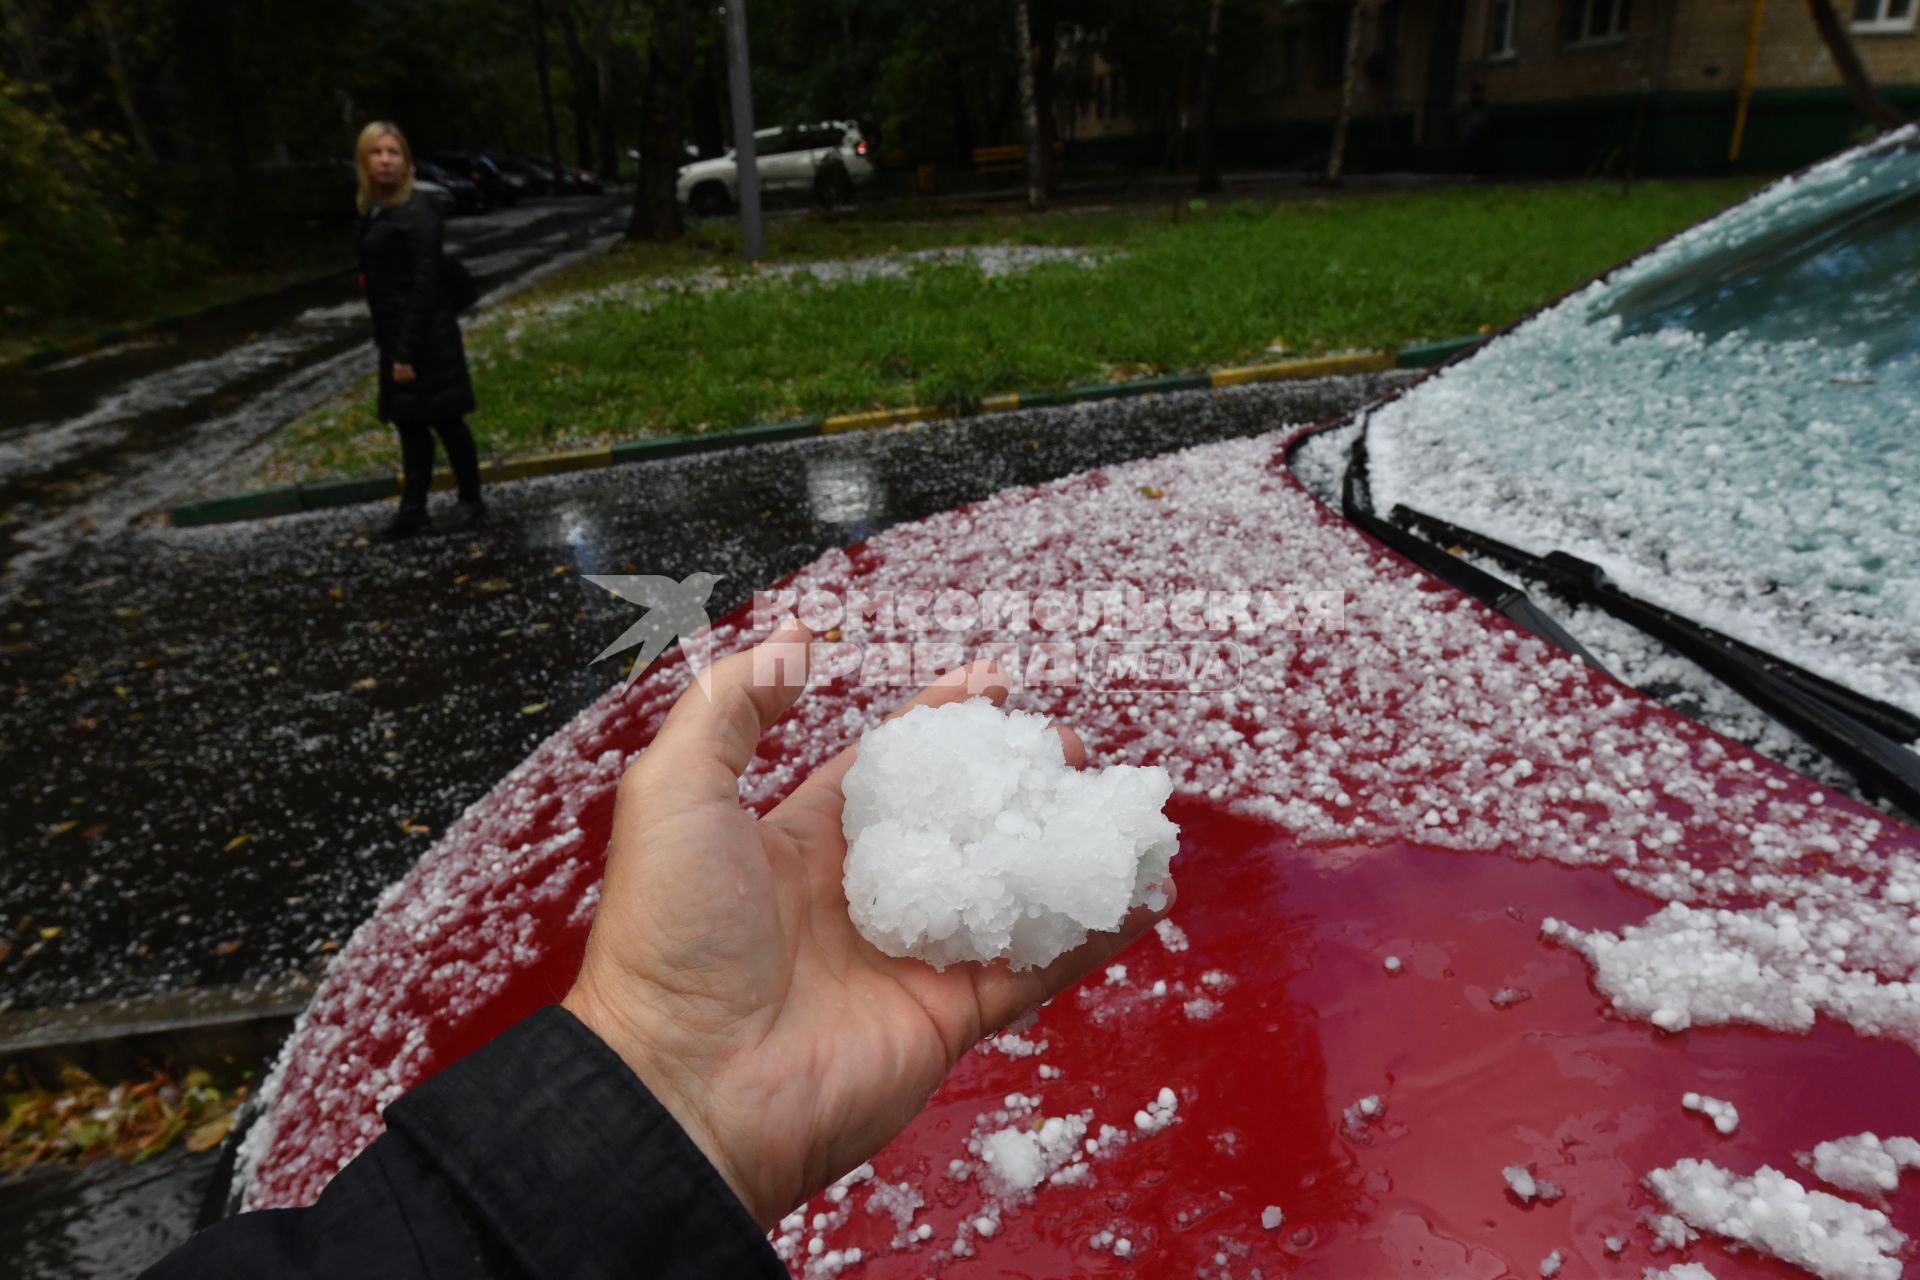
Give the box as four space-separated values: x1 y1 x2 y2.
355 191 477 427
141 1007 787 1280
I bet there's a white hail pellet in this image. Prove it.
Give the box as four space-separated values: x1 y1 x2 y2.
841 699 1179 969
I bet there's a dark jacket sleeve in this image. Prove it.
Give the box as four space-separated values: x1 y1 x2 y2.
142 1006 787 1280
393 200 444 365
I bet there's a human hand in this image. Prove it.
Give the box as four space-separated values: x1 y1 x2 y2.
562 621 1174 1228
391 361 416 382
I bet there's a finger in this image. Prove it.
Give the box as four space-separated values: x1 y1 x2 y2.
628 619 813 816
972 879 1179 1037
1055 722 1087 770
768 659 1011 830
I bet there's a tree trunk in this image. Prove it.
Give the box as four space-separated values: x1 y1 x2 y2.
1326 0 1369 183
92 1 157 163
593 10 617 180
529 0 566 190
1804 0 1907 129
1194 0 1226 192
557 2 596 169
627 0 689 241
1034 0 1059 197
1015 0 1045 209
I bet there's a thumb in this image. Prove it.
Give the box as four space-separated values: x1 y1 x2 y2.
624 620 813 820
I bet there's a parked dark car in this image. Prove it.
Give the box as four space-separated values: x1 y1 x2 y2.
413 160 486 214
511 155 602 196
433 152 522 207
496 156 555 196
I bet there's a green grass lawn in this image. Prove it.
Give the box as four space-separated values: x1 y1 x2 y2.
243 179 1760 488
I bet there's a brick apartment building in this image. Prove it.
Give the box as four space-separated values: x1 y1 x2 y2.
1069 0 1920 175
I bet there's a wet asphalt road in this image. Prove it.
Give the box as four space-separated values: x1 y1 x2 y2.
0 196 631 589
1 372 1403 1012
0 1147 220 1279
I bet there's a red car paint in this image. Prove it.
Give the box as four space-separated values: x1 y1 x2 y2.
235 413 1920 1277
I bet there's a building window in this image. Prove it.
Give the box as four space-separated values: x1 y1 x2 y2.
1852 0 1916 31
1487 0 1518 57
1563 0 1629 46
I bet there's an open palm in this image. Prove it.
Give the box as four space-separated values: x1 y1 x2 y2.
563 622 1171 1228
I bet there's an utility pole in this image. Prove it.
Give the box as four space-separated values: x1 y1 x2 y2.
722 0 764 260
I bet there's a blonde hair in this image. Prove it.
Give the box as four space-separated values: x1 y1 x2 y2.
354 121 415 212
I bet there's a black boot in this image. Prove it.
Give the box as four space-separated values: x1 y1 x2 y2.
381 501 430 541
440 498 488 533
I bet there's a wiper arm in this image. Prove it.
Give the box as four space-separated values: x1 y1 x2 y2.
1339 427 1608 671
1395 505 1920 816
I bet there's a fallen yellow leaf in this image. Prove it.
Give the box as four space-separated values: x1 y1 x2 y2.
183 1114 235 1153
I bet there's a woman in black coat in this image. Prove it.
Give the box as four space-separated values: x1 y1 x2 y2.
354 121 485 538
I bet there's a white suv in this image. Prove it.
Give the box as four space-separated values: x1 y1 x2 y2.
676 120 875 215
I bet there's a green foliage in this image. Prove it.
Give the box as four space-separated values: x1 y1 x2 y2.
0 76 207 330
243 179 1760 487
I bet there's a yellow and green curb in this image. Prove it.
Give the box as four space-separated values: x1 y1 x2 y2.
168 336 1481 530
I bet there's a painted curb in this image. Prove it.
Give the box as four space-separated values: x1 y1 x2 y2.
1209 350 1395 385
1396 335 1482 368
165 338 1479 529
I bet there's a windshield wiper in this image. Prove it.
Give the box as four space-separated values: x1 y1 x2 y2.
1393 504 1920 817
1335 417 1920 816
1339 426 1607 670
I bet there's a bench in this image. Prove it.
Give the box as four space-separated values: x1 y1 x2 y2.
970 141 1065 174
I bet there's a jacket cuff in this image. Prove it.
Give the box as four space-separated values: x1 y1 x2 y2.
385 1005 784 1280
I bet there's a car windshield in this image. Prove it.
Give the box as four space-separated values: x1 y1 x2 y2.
1365 132 1920 718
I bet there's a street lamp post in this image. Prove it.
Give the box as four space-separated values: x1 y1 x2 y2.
722 1 763 261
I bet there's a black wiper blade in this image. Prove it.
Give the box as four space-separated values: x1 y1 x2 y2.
1394 505 1920 815
1340 430 1608 671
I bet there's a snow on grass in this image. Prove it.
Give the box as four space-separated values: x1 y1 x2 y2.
502 244 1111 336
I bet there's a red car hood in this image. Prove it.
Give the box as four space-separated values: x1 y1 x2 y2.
236 424 1920 1277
